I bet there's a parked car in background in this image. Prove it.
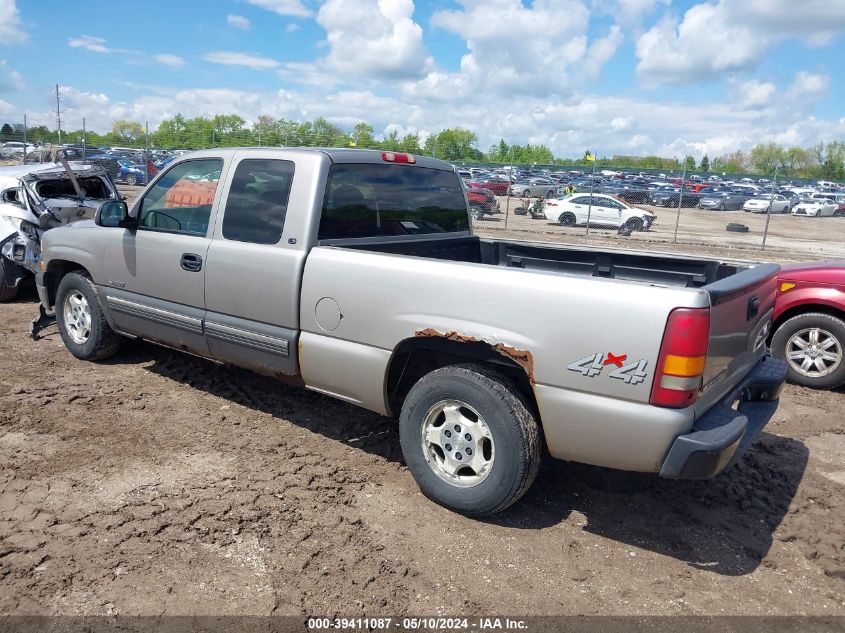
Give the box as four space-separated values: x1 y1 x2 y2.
0 142 36 159
462 181 499 220
116 159 146 186
743 194 790 214
509 178 557 198
467 177 509 196
770 261 845 389
698 191 747 211
792 197 837 217
602 182 652 204
650 186 701 208
544 193 655 231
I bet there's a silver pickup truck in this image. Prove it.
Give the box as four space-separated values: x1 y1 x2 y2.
36 148 788 516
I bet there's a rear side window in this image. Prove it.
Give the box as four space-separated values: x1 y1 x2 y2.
319 164 469 240
222 159 293 244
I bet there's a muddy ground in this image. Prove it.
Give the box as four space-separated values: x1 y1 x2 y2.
0 184 843 617
0 292 843 616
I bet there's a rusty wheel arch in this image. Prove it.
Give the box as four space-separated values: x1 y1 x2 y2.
384 328 538 420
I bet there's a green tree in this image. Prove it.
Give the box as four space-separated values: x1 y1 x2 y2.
351 122 375 148
112 119 144 144
683 155 696 171
0 123 12 141
699 154 709 172
425 128 481 161
399 133 421 155
749 142 785 175
817 141 845 180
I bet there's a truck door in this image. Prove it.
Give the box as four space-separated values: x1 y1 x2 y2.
202 154 304 377
100 157 226 356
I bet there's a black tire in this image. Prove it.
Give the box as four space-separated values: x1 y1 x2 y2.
56 272 122 361
0 258 20 302
624 216 644 231
559 212 576 226
126 174 138 186
469 205 483 221
718 202 726 211
771 313 845 389
514 207 528 216
522 189 531 198
547 189 555 198
398 364 542 516
726 222 749 233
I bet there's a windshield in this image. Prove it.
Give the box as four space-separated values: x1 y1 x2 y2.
319 163 469 240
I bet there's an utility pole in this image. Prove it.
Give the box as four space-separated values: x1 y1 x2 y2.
55 84 62 144
82 117 86 161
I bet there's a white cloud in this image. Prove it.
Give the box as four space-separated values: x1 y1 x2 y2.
635 3 767 84
787 71 829 99
595 0 671 25
734 79 776 110
286 23 300 33
0 60 24 93
409 0 622 99
226 14 251 30
154 54 186 68
732 0 845 33
0 0 27 45
636 0 845 84
244 0 311 18
68 35 113 54
303 0 432 81
202 51 280 69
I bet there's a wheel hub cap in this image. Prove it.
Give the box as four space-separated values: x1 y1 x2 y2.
63 290 92 345
420 400 495 488
786 327 842 377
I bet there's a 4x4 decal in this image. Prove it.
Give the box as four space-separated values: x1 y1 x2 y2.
567 353 649 385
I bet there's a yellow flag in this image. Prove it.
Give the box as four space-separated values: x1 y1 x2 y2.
585 152 595 162
349 140 357 147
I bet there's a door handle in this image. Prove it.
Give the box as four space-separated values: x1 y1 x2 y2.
180 253 203 272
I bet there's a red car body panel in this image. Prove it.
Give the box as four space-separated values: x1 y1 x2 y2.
774 260 845 322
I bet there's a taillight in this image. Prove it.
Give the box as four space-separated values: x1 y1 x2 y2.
381 151 416 164
650 307 710 408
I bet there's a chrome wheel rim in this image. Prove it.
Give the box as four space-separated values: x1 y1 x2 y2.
786 327 842 377
420 399 495 488
63 290 92 345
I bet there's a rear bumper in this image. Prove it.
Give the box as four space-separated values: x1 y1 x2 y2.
659 355 787 479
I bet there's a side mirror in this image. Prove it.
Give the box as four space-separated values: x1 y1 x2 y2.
95 200 130 228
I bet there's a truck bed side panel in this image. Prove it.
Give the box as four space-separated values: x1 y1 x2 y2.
299 246 709 468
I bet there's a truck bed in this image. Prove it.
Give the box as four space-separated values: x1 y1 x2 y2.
330 235 742 288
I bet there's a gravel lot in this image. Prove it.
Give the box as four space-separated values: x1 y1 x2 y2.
0 185 842 617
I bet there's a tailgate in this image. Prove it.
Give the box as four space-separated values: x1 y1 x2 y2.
696 263 780 410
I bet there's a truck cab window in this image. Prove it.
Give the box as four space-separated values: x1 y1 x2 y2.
222 159 293 244
138 158 223 236
319 164 468 240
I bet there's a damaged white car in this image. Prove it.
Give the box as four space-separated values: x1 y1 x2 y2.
0 160 120 302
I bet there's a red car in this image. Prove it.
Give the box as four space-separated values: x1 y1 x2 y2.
467 178 510 196
463 183 499 219
770 260 845 388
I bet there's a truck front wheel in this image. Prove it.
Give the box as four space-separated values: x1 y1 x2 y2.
399 364 541 516
56 272 122 361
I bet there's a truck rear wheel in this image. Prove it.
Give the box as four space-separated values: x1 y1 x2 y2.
399 364 541 516
56 272 122 361
0 259 20 302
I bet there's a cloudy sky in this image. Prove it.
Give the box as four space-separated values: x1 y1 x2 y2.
0 0 843 159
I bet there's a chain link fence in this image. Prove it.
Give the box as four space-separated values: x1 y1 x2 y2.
1 115 843 261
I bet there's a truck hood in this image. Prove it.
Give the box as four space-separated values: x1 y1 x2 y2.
779 260 845 285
